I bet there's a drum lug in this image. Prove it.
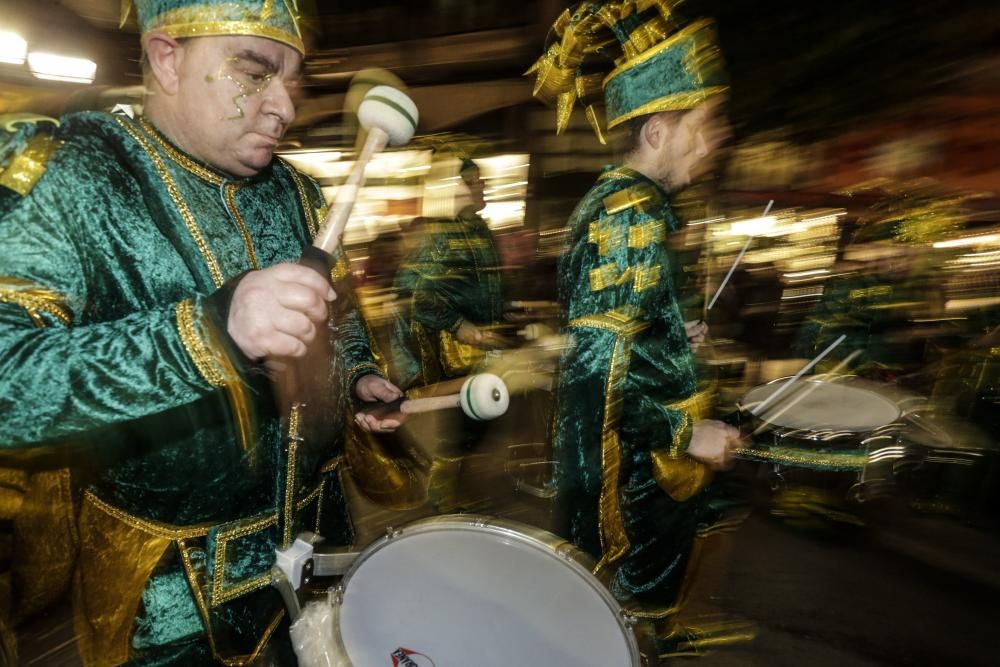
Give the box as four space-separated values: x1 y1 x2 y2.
619 610 638 628
328 583 344 607
385 526 402 539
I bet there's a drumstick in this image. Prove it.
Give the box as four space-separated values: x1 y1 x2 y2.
356 373 510 423
311 86 418 254
750 349 862 436
705 200 773 312
749 333 846 417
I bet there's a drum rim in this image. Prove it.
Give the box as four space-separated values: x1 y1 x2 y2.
333 513 641 666
740 375 902 434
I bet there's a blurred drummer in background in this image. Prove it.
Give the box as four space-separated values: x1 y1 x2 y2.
390 154 508 390
528 1 742 657
389 152 509 509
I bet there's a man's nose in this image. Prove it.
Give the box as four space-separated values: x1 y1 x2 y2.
262 80 296 125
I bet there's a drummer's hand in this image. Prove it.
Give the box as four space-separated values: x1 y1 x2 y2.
685 320 708 351
686 419 740 471
455 320 510 349
354 375 403 433
228 263 335 360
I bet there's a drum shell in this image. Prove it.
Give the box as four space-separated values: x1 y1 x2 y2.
327 514 652 667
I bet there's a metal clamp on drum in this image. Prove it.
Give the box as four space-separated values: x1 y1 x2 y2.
271 533 361 622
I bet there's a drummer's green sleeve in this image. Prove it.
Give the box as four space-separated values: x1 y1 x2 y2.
0 133 242 448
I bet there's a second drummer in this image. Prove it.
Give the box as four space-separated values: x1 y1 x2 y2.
528 0 741 653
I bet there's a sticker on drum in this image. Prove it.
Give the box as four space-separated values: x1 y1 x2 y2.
742 378 901 432
333 516 640 667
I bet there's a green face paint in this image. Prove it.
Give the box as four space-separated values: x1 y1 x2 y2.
212 56 276 121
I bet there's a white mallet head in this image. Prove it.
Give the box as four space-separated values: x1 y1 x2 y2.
459 373 510 421
357 85 418 147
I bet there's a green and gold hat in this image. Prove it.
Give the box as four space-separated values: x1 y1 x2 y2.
122 0 305 54
527 0 727 143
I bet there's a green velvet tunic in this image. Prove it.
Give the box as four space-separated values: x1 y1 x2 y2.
390 213 504 389
553 166 716 611
0 112 380 665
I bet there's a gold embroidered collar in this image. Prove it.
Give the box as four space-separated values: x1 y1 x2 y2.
136 116 232 187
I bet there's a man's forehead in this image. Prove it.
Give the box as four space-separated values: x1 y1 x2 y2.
195 34 302 67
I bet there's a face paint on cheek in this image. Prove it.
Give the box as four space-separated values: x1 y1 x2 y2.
214 58 276 121
215 60 247 120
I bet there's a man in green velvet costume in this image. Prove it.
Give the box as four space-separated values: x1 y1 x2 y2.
528 0 741 647
388 155 506 508
390 156 506 389
0 1 403 664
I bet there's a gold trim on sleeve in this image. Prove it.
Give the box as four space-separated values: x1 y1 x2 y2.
651 451 713 502
175 299 229 388
346 361 382 383
664 386 716 456
83 490 210 540
0 277 73 326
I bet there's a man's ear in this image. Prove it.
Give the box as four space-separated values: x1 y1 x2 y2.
641 113 668 151
144 32 183 96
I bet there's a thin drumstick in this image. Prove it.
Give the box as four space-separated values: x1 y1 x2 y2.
750 349 862 436
705 200 774 311
749 333 846 416
312 128 389 253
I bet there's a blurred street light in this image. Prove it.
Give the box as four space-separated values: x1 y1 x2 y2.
27 51 96 84
0 31 28 65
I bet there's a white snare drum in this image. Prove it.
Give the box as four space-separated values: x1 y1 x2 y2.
735 377 917 501
293 515 641 667
741 377 901 434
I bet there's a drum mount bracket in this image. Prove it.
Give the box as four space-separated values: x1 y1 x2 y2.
271 531 361 622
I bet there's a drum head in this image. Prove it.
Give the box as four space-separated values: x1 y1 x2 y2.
337 517 638 666
743 379 900 432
